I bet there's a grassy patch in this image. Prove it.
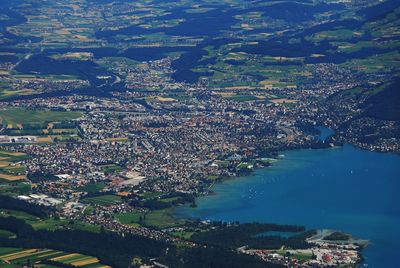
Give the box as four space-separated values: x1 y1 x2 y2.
0 229 15 238
139 192 163 200
31 218 101 233
0 248 23 255
170 230 194 239
0 181 31 195
0 210 99 233
0 209 40 223
114 211 144 226
82 194 121 206
159 196 180 203
100 164 124 175
144 208 185 229
75 182 106 194
0 108 81 126
227 94 260 102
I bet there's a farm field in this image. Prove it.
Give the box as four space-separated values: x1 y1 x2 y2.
0 209 101 233
0 108 82 128
0 181 31 195
0 174 26 181
31 217 101 233
0 150 28 181
0 209 40 223
0 247 110 268
0 108 82 143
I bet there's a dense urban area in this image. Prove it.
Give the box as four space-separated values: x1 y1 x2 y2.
0 0 399 267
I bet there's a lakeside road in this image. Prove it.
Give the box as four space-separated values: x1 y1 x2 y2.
175 144 400 267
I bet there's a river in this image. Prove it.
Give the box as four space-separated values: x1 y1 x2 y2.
175 131 400 267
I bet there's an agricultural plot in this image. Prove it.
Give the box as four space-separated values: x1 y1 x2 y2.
343 51 400 73
0 181 31 195
31 218 101 233
0 174 26 181
0 247 110 268
0 108 82 143
0 150 28 181
0 89 35 99
0 108 82 127
0 209 40 224
0 209 100 233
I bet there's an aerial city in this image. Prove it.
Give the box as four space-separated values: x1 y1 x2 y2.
0 0 399 267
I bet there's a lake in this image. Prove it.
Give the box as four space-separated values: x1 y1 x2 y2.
175 142 400 267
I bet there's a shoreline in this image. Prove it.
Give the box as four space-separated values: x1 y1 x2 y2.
194 139 399 204
172 141 392 265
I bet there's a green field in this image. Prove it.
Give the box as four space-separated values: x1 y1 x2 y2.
228 94 260 102
0 248 23 255
114 211 144 226
75 182 107 194
0 229 15 238
31 218 101 233
0 151 28 182
0 209 40 223
100 164 124 175
275 249 313 261
0 108 82 126
0 209 100 233
114 208 186 229
0 150 29 161
82 194 122 206
143 208 185 229
139 191 163 200
0 165 26 175
170 230 194 239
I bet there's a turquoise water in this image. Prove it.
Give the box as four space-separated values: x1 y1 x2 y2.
176 145 400 267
